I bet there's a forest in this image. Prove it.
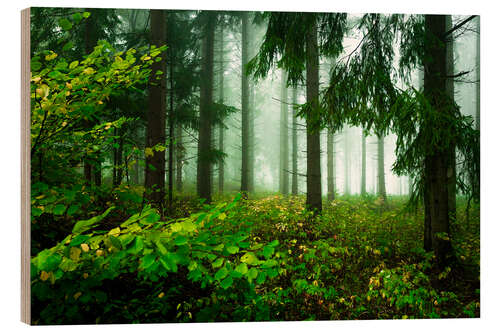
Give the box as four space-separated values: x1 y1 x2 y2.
28 7 480 324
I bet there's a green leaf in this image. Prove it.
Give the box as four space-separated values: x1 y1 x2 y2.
174 235 188 246
69 60 79 69
256 271 267 284
262 245 274 259
109 235 122 250
215 267 229 280
82 12 91 19
32 207 43 217
69 235 89 247
226 245 239 254
67 204 79 216
240 252 258 265
247 267 259 280
235 262 248 275
220 276 233 289
269 240 280 247
72 206 114 234
72 13 83 24
53 204 66 216
62 41 74 52
31 61 42 71
212 258 224 268
140 253 156 269
58 18 73 31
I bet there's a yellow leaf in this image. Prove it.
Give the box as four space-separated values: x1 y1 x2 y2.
158 292 165 298
40 271 50 281
66 82 72 90
145 147 154 157
108 227 120 237
80 243 89 252
83 273 89 279
32 77 41 83
218 213 227 221
69 247 82 261
73 291 82 300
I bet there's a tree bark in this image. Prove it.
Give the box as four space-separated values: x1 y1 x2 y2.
241 12 250 193
218 25 224 194
305 16 322 213
377 134 386 200
197 11 216 203
424 14 454 267
327 130 335 200
279 69 289 195
145 9 167 208
291 87 298 195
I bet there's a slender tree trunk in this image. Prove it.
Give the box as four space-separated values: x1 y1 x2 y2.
445 15 456 222
241 12 250 193
361 130 366 196
168 56 175 209
327 130 335 200
424 14 454 268
175 124 183 192
279 69 289 195
377 134 386 200
197 11 216 203
249 85 255 192
145 9 167 208
291 87 298 195
218 25 224 194
305 16 322 212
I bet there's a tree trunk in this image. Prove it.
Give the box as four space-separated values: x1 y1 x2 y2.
361 130 366 196
241 12 250 193
175 124 183 193
197 11 216 203
218 25 224 194
377 134 386 200
145 9 167 208
168 55 175 209
445 15 456 223
327 130 335 200
424 14 454 268
249 84 255 192
279 69 289 195
344 129 350 195
305 16 322 212
291 87 298 195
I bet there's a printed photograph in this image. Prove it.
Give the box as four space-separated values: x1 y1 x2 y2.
28 7 480 324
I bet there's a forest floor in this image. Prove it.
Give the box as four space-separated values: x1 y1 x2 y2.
31 188 480 324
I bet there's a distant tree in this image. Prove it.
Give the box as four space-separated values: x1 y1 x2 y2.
279 69 289 195
218 25 225 194
291 87 299 196
327 130 335 200
361 130 366 196
241 12 251 193
344 129 350 195
377 135 386 200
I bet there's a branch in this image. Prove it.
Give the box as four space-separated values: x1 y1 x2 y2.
444 15 477 38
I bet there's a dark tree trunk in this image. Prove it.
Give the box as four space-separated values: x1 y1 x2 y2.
218 25 224 194
145 9 167 208
377 134 386 200
424 14 454 267
197 11 216 203
279 70 289 195
361 130 366 196
291 87 298 196
305 17 322 213
241 12 250 193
